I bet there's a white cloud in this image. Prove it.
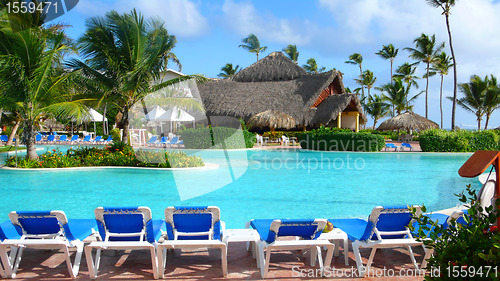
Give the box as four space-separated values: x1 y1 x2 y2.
75 0 208 38
221 0 312 45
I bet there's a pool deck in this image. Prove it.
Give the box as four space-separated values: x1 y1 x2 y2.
255 141 422 152
9 239 429 280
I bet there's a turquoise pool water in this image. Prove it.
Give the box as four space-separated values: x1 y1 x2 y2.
0 147 478 228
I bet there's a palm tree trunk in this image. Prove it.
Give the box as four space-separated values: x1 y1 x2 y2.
390 59 393 83
484 114 490 130
477 115 481 131
440 75 444 129
446 13 458 130
256 52 259 61
5 120 20 146
373 119 378 129
359 65 365 99
425 62 430 119
102 104 108 135
26 122 38 159
122 106 130 144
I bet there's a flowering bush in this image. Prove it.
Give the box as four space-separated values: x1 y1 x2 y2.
6 144 203 168
411 185 500 280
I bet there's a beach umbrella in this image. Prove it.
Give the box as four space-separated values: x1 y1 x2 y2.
144 106 167 121
248 110 297 130
157 106 196 133
81 108 108 135
377 111 438 132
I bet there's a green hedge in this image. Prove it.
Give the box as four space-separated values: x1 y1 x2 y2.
419 129 500 152
180 127 256 149
298 127 385 151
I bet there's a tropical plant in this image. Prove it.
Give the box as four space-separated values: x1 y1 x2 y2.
405 33 445 118
0 13 87 159
375 44 399 82
302 58 325 74
282 44 299 63
426 0 458 130
483 76 500 130
379 78 422 116
239 33 267 61
394 62 420 89
218 63 240 78
355 70 377 97
67 9 203 144
345 53 364 98
451 75 490 130
430 52 453 129
364 94 391 128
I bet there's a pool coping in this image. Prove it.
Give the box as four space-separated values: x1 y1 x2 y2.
0 162 219 171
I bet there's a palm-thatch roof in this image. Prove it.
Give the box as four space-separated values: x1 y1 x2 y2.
377 111 439 131
248 110 297 130
198 52 366 127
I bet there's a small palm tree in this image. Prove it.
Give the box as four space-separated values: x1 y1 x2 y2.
355 70 377 97
482 75 500 130
345 53 364 98
451 75 489 130
430 52 453 128
364 94 391 128
283 44 299 63
426 0 458 129
405 33 445 118
239 33 267 61
375 44 399 82
302 58 325 74
218 63 240 78
394 62 420 90
379 78 422 116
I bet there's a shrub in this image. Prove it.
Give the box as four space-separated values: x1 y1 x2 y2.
136 150 204 168
298 127 385 151
411 185 500 280
419 129 500 152
109 128 121 141
262 131 305 139
181 127 255 149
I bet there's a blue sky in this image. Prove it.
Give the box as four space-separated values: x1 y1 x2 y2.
56 0 500 129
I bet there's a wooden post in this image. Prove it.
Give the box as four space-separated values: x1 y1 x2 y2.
337 112 342 128
355 112 360 132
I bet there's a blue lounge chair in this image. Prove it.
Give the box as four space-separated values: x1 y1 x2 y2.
146 136 157 147
176 140 184 146
35 134 42 143
0 135 8 144
58 135 68 143
401 143 413 151
385 143 400 151
69 135 79 144
167 136 179 147
250 218 334 278
0 221 21 278
80 135 91 144
0 211 96 278
330 205 425 276
92 135 102 144
157 206 227 278
85 207 164 279
102 135 112 143
46 134 55 144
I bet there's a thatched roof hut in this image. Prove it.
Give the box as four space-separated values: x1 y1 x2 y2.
377 111 439 131
248 110 297 130
198 52 366 130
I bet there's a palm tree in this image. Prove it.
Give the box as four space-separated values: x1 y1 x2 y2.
345 53 364 98
452 75 489 130
430 52 453 128
239 33 267 61
68 9 203 144
394 62 420 89
0 22 87 159
355 70 377 97
379 78 422 116
218 63 240 78
302 58 325 74
375 44 399 82
364 94 391 128
405 33 445 118
283 44 299 63
483 75 500 130
426 0 458 130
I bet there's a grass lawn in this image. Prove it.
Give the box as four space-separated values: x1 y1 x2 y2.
0 146 26 153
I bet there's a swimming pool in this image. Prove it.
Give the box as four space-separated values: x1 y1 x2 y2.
0 147 478 228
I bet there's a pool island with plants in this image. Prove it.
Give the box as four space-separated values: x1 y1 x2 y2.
5 141 204 169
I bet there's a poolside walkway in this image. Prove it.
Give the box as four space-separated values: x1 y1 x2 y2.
255 141 422 152
11 240 427 280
